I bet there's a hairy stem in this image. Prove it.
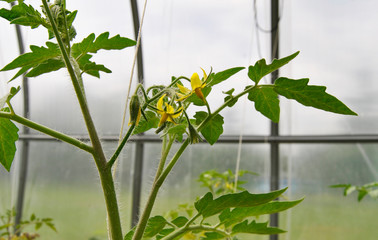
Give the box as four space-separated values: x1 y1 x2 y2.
42 1 123 239
0 112 93 153
132 139 190 240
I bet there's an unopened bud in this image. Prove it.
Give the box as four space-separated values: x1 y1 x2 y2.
128 95 141 126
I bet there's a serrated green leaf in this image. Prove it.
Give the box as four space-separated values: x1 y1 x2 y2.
194 111 224 145
133 111 159 135
1 42 61 80
171 216 189 227
72 32 136 59
0 3 46 29
274 78 357 115
219 199 303 227
26 58 65 78
0 118 19 171
247 86 280 123
209 67 245 87
156 228 175 239
248 52 299 84
232 220 286 235
195 188 287 219
81 62 112 78
144 216 168 238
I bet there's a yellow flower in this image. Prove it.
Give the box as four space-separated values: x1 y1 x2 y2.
157 94 183 127
177 68 208 103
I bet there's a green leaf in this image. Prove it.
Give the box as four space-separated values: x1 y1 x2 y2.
248 51 299 84
0 3 46 29
209 67 245 86
247 86 280 123
0 93 9 109
133 111 159 135
0 118 19 171
71 32 136 59
195 188 287 219
26 58 65 78
167 123 186 142
1 42 61 80
81 62 112 78
219 199 303 227
144 216 168 238
223 88 238 107
202 232 225 240
171 216 189 227
232 220 286 235
194 111 224 145
274 78 357 115
124 227 135 240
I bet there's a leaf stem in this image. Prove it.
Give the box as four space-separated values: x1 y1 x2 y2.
0 112 93 153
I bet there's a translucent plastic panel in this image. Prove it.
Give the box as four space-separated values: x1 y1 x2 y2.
7 141 134 240
280 0 378 134
280 144 378 240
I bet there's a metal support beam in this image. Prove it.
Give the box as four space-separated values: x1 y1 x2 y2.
129 0 146 228
270 1 280 240
10 1 31 234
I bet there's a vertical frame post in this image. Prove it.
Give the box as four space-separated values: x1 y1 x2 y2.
270 0 280 240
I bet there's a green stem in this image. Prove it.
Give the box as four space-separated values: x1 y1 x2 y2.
161 225 230 240
42 1 123 239
132 139 190 240
155 135 175 178
198 85 255 132
0 112 93 153
107 124 135 169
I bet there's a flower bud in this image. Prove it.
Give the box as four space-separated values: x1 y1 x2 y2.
188 122 202 144
128 94 141 126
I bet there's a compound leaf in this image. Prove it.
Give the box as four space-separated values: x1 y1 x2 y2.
247 86 280 123
1 42 61 80
0 2 46 29
0 117 19 171
72 32 136 59
274 78 357 115
194 111 224 145
248 51 299 84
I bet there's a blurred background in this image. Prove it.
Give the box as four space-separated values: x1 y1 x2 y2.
0 0 377 239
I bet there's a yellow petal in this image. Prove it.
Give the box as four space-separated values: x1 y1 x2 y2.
201 68 208 82
165 102 175 114
159 113 168 127
177 84 191 94
172 107 183 118
157 94 165 111
190 72 202 89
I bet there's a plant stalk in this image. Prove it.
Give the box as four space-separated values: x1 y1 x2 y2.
41 1 123 238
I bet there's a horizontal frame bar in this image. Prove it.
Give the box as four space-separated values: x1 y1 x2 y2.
18 134 378 143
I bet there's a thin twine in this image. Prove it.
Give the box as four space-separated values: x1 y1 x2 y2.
112 0 148 179
233 97 247 193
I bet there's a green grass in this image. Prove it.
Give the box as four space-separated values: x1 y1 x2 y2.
1 185 377 240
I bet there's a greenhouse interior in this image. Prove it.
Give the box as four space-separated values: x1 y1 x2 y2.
0 0 377 240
